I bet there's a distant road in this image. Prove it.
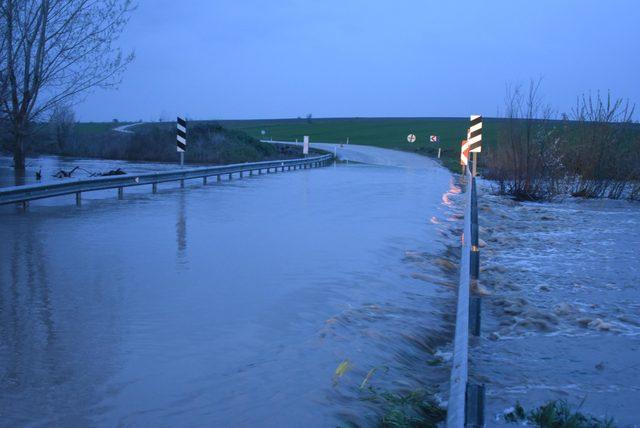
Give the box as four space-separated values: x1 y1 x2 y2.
113 122 144 134
263 140 442 169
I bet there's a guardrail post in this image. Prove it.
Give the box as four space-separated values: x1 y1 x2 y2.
228 173 232 180
239 171 243 179
152 183 157 193
465 384 485 428
469 297 481 336
118 187 124 199
469 177 481 337
20 201 28 209
75 192 82 206
180 179 185 188
217 175 221 182
203 176 207 185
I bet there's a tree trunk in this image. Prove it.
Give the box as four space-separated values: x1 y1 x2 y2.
12 128 27 171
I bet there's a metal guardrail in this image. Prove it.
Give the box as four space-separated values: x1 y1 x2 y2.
0 153 333 206
447 164 484 427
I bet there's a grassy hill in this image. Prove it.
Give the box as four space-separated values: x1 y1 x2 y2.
216 117 487 171
10 122 305 166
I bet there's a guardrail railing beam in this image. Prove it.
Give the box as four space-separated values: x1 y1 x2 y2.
0 154 333 206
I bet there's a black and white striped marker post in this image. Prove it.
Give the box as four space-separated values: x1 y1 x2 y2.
469 115 482 176
177 116 187 167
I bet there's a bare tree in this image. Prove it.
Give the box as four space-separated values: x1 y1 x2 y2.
484 79 563 200
567 91 637 198
0 0 134 170
49 103 74 150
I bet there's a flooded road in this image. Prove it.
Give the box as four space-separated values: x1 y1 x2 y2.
0 148 458 426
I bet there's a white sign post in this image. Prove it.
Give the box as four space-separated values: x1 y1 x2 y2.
407 134 416 143
430 135 441 158
303 135 309 156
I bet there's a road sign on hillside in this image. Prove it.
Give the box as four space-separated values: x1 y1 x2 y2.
430 135 439 143
469 115 482 153
407 134 416 143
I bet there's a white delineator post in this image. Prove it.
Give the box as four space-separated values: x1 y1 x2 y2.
303 135 309 156
177 116 187 167
469 115 482 176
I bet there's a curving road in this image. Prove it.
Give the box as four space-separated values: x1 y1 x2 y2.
264 139 441 170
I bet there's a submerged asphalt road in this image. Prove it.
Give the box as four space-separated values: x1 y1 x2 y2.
0 145 458 426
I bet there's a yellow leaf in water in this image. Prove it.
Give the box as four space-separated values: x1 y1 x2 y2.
333 360 352 384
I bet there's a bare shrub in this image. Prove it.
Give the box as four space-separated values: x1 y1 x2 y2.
484 80 565 200
565 92 638 199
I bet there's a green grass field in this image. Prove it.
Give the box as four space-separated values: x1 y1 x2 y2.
214 117 500 171
125 117 495 171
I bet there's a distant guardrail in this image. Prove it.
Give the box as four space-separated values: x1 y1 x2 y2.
446 164 484 428
0 153 333 207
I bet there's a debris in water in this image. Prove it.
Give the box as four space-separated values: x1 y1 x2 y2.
333 359 352 385
359 368 377 389
53 166 81 178
91 168 126 177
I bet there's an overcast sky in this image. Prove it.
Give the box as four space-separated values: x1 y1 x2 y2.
76 0 640 121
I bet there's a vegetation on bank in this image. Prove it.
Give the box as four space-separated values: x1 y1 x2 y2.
0 120 312 165
484 81 640 201
505 400 616 428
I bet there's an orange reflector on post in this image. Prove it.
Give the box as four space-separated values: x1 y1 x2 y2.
460 139 470 166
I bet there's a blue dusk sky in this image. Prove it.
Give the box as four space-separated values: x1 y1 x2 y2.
76 0 640 121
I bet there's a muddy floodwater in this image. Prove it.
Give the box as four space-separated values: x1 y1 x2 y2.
0 149 459 426
473 185 640 426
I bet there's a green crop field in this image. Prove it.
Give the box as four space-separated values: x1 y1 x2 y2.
214 117 501 171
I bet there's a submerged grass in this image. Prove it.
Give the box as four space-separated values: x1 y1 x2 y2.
505 400 616 428
360 387 446 428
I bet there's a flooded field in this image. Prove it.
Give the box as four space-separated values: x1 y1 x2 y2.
473 184 640 426
0 151 460 426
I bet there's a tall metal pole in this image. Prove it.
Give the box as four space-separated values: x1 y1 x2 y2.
180 152 184 167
